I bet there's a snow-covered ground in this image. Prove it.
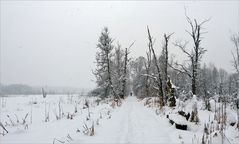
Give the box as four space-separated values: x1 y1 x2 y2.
0 94 113 143
141 96 239 144
0 95 238 144
76 96 173 143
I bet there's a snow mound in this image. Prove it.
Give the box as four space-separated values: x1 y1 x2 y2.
168 114 188 125
227 111 237 124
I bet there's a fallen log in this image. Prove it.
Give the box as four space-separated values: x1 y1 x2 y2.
168 114 188 130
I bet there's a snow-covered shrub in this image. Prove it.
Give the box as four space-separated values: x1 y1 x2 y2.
82 122 94 136
203 96 211 111
94 98 102 106
144 97 152 107
168 96 176 107
209 99 216 112
190 95 200 124
166 78 176 107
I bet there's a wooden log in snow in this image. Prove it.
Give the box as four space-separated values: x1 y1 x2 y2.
168 114 188 130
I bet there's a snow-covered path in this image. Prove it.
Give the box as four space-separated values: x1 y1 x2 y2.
80 96 173 143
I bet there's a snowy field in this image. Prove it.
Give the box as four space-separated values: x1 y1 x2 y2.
0 94 113 143
0 95 239 144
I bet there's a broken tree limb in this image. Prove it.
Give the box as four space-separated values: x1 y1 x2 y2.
22 113 29 124
53 138 65 144
0 122 8 134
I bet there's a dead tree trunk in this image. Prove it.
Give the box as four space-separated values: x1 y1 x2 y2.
186 16 209 95
121 48 128 99
144 46 152 97
121 42 134 99
147 26 164 107
162 33 173 103
171 15 209 96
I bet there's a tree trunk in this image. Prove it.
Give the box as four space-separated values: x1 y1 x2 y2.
121 48 128 99
106 51 118 99
147 26 164 106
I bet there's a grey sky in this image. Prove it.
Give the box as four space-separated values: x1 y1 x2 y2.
0 1 238 88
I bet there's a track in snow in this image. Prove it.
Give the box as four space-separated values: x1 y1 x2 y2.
81 96 173 143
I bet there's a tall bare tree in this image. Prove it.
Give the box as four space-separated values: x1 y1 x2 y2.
171 15 209 95
143 43 152 97
147 26 165 106
231 34 239 129
120 42 134 99
162 33 174 102
231 34 239 75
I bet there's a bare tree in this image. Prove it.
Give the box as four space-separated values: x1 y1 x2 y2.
144 42 152 97
231 34 239 129
147 26 165 107
171 15 209 95
131 56 147 98
162 33 174 102
120 42 134 99
231 34 239 75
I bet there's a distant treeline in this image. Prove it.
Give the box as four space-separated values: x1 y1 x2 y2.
0 84 88 95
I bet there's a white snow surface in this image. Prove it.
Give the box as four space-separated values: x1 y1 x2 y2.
0 95 173 143
0 95 238 144
77 96 173 143
168 114 188 125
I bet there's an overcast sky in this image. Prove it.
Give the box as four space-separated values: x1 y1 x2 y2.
0 1 238 88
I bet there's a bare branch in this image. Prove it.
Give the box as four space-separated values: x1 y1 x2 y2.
232 51 239 74
199 18 211 26
147 26 164 105
168 63 192 78
231 34 239 74
173 41 192 59
176 62 192 77
128 41 135 49
141 74 157 81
